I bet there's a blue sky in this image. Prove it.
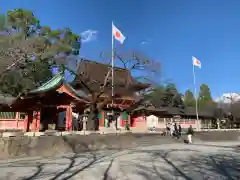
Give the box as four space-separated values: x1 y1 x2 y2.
2 0 240 99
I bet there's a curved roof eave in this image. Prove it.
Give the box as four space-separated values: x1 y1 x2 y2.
22 74 90 102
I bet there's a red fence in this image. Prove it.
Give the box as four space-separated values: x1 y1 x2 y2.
0 120 24 130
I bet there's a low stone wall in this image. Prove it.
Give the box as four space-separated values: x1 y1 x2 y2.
196 131 240 141
0 131 239 160
0 133 174 160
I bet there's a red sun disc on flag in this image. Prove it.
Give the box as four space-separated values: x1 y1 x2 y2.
196 60 200 65
115 31 120 38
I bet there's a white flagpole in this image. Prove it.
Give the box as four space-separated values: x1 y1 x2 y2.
192 63 200 131
111 22 114 114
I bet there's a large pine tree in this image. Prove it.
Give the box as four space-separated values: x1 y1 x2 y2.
0 8 81 96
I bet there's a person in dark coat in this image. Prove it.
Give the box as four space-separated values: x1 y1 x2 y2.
187 125 194 143
174 123 178 138
173 123 178 138
178 124 182 137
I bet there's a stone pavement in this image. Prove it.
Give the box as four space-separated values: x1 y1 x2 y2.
0 142 239 180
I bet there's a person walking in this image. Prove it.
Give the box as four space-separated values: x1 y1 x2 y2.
170 123 174 137
178 124 182 138
166 123 170 136
187 125 194 143
174 123 178 138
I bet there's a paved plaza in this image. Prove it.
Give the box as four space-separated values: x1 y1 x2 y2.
0 142 239 180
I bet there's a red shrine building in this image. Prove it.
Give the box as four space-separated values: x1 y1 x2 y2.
71 59 150 129
0 59 149 132
0 74 89 132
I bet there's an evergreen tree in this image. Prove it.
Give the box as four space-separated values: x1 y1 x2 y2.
198 84 213 107
0 8 81 96
162 83 184 108
144 86 165 107
184 89 195 107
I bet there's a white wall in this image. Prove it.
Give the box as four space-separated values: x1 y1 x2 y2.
146 115 158 128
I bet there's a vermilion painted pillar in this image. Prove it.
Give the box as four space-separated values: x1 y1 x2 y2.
23 116 28 132
32 111 41 132
128 114 131 127
36 112 41 131
23 112 29 132
100 111 105 127
24 111 33 132
120 113 123 127
65 106 72 131
15 112 20 129
31 113 37 132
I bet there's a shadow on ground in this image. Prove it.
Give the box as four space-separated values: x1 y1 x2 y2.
134 148 240 180
0 143 239 180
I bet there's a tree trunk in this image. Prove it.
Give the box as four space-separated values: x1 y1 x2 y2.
86 103 99 131
86 112 95 130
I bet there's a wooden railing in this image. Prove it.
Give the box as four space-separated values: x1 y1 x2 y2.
0 112 26 130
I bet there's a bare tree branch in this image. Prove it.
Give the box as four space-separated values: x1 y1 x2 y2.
80 49 160 130
96 67 112 99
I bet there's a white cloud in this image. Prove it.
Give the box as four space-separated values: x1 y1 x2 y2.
81 29 98 43
140 41 148 45
140 38 151 45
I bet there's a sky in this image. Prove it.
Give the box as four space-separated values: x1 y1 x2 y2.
1 0 240 99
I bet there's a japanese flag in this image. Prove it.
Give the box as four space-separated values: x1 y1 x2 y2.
112 23 125 44
192 56 201 68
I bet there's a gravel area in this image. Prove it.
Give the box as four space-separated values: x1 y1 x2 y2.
0 141 239 180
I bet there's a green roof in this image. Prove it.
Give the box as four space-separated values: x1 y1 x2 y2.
28 74 89 101
31 75 63 92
